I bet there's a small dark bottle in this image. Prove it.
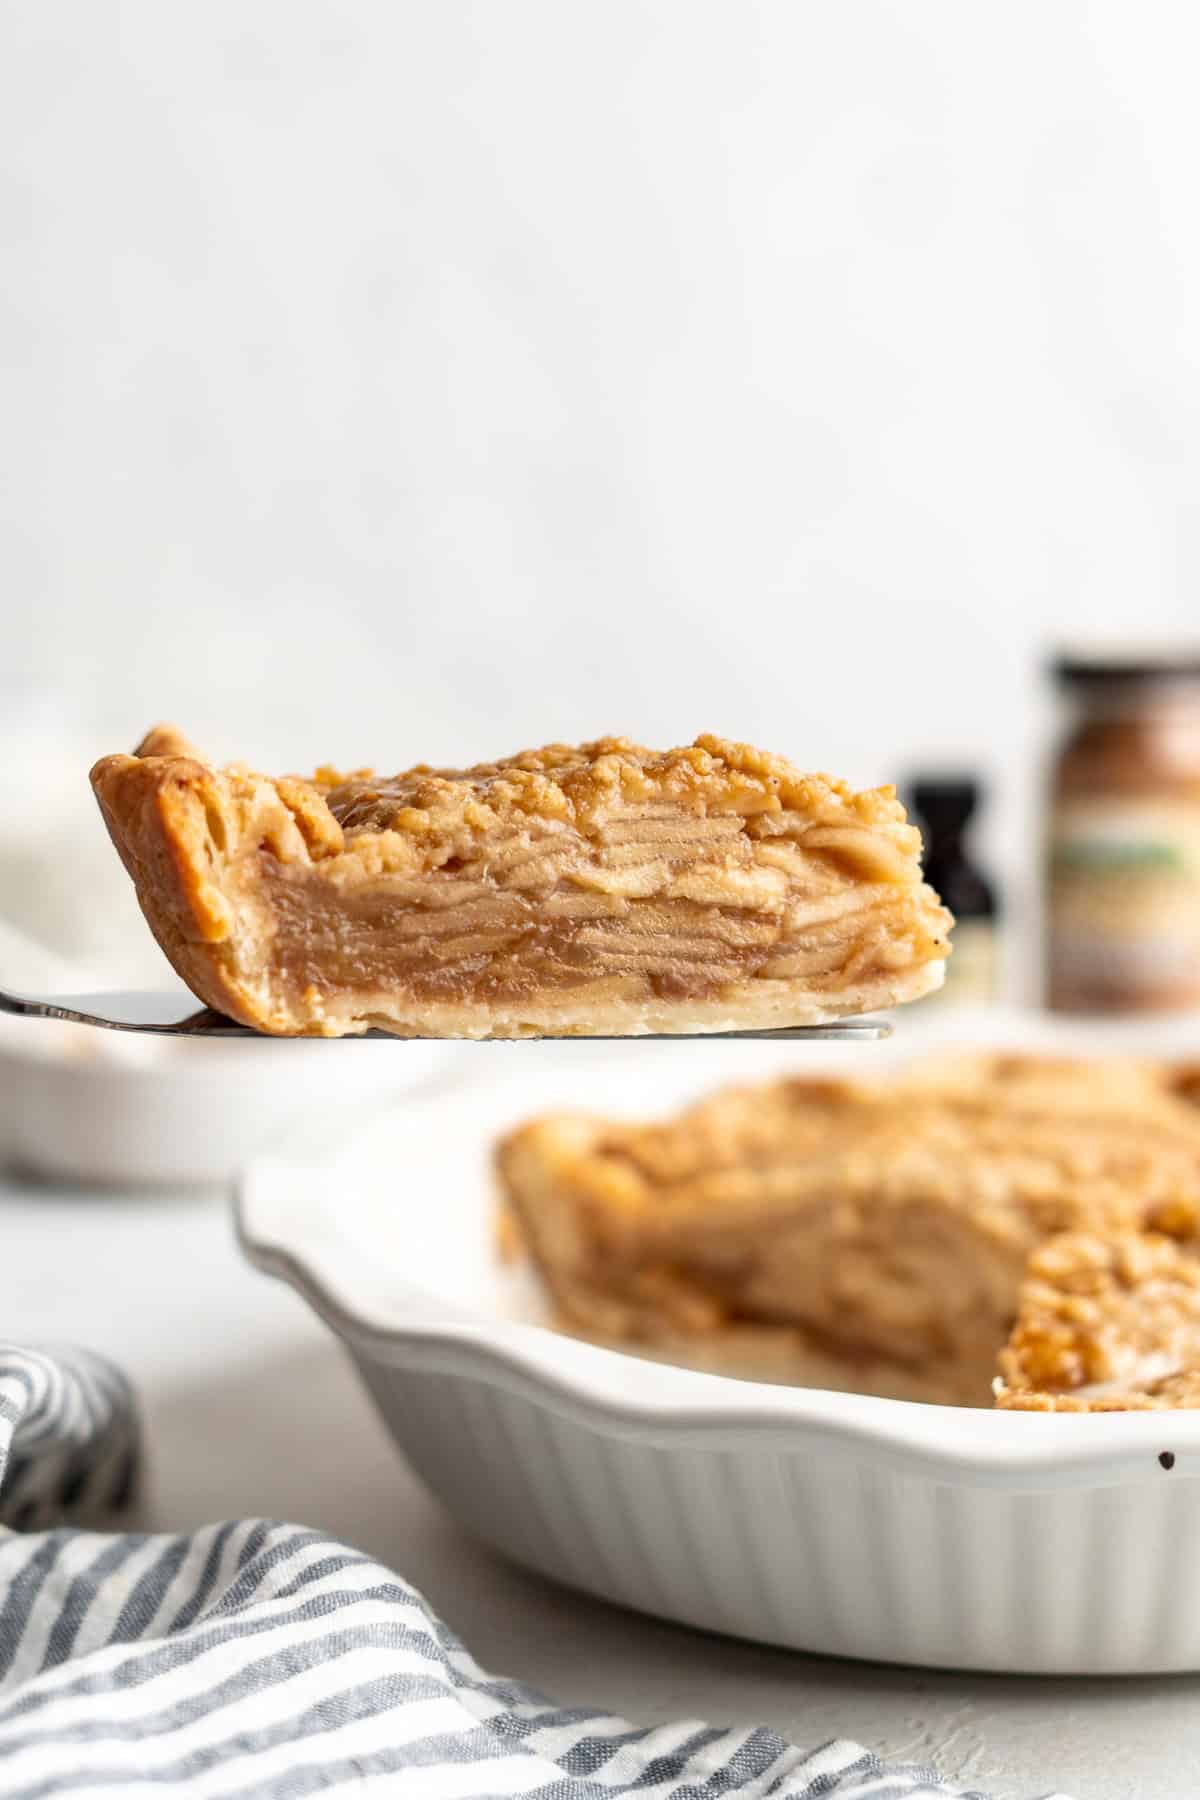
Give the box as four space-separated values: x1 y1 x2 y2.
905 777 1000 1004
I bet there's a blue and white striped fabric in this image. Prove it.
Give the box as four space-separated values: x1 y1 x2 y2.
0 1348 1069 1800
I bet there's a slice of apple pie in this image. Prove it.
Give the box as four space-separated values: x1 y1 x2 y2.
496 1054 1200 1405
90 727 951 1038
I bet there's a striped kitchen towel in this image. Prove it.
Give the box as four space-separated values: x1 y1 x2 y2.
0 1346 1070 1800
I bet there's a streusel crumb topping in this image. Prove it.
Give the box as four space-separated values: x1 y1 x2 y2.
316 735 917 848
996 1232 1200 1410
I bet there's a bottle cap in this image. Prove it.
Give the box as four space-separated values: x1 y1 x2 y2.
905 776 980 833
1051 650 1200 689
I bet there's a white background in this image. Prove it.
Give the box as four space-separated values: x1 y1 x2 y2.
5 1 1200 978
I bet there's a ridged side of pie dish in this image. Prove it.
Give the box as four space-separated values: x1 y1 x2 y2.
90 726 951 1037
236 1050 1200 1676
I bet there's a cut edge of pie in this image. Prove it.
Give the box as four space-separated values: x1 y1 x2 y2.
995 1231 1200 1411
90 725 952 1038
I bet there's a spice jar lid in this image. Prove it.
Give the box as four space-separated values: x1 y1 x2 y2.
1052 650 1200 688
906 776 981 827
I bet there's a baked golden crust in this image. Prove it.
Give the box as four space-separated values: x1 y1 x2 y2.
91 726 952 1038
496 1053 1200 1405
996 1232 1200 1411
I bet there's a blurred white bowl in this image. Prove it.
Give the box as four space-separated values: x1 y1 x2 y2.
0 921 455 1186
0 1023 455 1187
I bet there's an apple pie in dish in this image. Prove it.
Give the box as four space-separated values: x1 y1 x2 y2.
91 727 951 1038
497 1053 1200 1409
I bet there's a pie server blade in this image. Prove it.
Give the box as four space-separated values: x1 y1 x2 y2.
0 985 891 1040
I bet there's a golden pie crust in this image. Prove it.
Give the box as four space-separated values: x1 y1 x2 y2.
496 1053 1200 1407
91 726 951 1038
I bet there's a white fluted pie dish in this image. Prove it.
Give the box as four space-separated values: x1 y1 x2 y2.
237 1020 1200 1675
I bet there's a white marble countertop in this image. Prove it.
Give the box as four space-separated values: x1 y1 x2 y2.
2 1119 1196 1800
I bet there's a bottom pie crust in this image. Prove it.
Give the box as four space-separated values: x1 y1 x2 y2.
273 964 944 1040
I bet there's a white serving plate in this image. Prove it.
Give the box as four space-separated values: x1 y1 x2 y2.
238 1013 1200 1674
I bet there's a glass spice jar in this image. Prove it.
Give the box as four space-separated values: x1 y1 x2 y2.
1046 654 1200 1013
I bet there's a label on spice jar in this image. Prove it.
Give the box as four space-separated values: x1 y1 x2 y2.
1047 797 1200 1011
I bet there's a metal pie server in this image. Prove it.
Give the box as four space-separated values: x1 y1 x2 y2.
0 984 891 1041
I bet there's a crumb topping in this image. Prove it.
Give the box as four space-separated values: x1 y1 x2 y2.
116 727 930 885
318 734 917 846
513 1054 1200 1232
996 1231 1200 1410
